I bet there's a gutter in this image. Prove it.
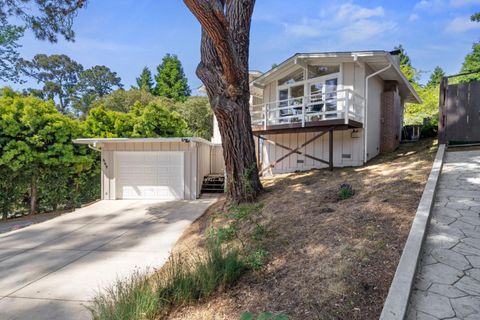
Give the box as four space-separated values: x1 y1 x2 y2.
364 63 392 163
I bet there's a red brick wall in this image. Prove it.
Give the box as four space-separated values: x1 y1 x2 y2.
380 82 403 153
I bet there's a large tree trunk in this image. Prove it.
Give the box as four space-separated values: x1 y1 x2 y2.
184 0 262 203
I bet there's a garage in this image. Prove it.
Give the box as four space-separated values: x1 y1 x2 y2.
115 151 184 200
73 138 225 200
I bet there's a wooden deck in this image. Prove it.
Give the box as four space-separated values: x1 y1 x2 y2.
251 119 363 135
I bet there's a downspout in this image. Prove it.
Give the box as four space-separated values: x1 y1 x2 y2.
88 143 101 152
364 63 392 163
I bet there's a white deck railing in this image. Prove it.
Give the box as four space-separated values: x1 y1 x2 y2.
250 89 364 129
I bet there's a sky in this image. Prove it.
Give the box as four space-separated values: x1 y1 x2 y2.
4 0 480 92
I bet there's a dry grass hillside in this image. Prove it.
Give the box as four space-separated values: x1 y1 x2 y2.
166 139 438 320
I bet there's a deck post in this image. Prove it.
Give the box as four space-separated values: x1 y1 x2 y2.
329 129 333 171
344 91 349 124
264 103 268 130
301 101 306 127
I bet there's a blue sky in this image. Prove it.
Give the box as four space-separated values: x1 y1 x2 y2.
4 0 480 91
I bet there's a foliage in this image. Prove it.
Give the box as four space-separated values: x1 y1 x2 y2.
83 102 187 138
459 42 480 82
394 44 420 84
90 239 246 320
0 25 24 82
240 312 289 320
78 65 122 98
404 84 439 126
209 203 267 270
72 65 123 116
91 88 169 113
18 54 84 113
0 88 98 217
154 54 191 102
132 102 188 138
136 67 154 93
472 12 480 22
173 96 213 139
89 271 159 320
0 0 86 42
338 183 354 200
426 66 445 88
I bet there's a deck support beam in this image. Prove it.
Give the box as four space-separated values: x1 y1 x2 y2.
258 136 329 165
259 129 334 175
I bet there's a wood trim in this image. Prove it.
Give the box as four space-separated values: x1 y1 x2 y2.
259 130 332 174
252 119 362 135
258 136 329 165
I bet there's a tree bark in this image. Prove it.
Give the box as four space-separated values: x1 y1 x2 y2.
30 176 37 215
183 0 262 203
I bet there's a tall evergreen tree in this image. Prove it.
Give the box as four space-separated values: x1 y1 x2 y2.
459 42 480 82
154 54 191 101
17 54 84 114
393 44 418 84
136 67 154 92
427 66 445 88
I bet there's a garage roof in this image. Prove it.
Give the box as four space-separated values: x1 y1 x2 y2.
73 137 217 146
250 50 422 104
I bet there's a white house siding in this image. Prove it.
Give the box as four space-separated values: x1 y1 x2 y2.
342 62 366 98
101 141 199 200
197 143 212 194
211 145 225 174
260 129 363 175
365 65 384 161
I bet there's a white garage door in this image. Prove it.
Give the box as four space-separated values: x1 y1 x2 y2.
115 152 184 200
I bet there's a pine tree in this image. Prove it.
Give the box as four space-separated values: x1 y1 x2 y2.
393 44 418 84
459 42 480 82
427 66 445 87
136 67 154 93
154 54 191 101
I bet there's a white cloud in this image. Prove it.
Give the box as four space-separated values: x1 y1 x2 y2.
335 3 385 22
340 20 397 44
409 14 420 21
413 0 446 11
447 16 480 32
284 19 322 37
282 2 394 44
449 0 480 7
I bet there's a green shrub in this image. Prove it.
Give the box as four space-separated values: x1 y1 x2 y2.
89 240 246 320
89 271 159 320
157 239 246 309
240 312 289 320
246 248 268 271
338 183 355 200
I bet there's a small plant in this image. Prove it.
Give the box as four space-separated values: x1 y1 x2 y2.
338 183 355 200
89 240 246 320
240 311 289 320
89 270 158 320
246 248 268 271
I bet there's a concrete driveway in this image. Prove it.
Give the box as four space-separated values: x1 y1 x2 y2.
0 198 217 320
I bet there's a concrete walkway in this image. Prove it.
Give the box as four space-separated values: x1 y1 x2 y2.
0 198 216 320
407 150 480 320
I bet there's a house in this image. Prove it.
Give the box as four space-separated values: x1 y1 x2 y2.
73 50 421 201
245 50 422 175
73 137 224 200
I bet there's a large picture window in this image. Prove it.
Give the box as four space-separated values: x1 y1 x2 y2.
277 65 339 121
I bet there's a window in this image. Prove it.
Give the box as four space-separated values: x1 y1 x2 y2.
308 65 340 79
278 69 304 86
309 83 324 112
325 78 338 118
